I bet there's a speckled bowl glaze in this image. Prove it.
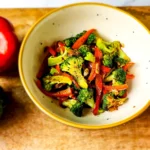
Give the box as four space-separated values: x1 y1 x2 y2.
19 2 150 129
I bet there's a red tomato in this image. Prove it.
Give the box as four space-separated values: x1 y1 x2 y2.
0 16 14 31
0 30 19 72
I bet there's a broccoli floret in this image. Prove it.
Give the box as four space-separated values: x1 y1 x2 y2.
104 68 126 96
70 102 84 117
63 30 86 47
60 56 88 88
102 54 113 67
62 99 84 117
84 52 95 62
78 45 95 62
116 48 130 66
64 37 76 47
86 33 96 45
105 68 126 85
96 38 115 53
75 30 86 39
48 47 68 66
102 93 127 110
42 75 72 91
62 99 77 108
77 88 95 108
115 58 128 67
78 45 90 57
50 68 58 75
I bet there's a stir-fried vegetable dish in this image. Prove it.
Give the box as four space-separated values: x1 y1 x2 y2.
35 29 134 117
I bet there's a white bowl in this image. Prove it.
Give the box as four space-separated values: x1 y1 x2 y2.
19 2 150 129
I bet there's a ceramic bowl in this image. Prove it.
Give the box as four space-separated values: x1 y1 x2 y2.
19 2 150 129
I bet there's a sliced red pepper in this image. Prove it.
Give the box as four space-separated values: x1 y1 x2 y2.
103 84 128 91
61 72 80 89
88 62 96 81
101 65 111 74
48 47 56 56
36 51 50 79
122 62 134 71
57 97 69 106
72 29 95 49
35 79 73 98
55 64 61 73
102 88 109 95
93 74 103 115
57 41 65 52
94 47 103 61
88 47 103 81
126 74 135 79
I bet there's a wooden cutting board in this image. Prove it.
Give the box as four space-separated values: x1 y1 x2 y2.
0 7 150 150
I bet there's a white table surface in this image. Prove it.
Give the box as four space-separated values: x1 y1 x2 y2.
0 0 149 8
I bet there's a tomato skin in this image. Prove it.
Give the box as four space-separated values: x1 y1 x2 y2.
0 16 14 31
0 30 19 72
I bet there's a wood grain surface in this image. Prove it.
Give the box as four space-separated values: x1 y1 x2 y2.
0 7 150 150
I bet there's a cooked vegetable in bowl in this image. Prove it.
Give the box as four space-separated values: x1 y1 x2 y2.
35 29 134 117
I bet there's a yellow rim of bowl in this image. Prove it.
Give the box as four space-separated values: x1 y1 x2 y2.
18 2 150 129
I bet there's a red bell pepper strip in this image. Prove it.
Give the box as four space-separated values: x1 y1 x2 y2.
102 88 109 95
94 47 103 61
57 41 65 52
72 29 95 49
122 62 134 71
57 97 68 106
61 72 80 89
93 74 103 115
36 51 50 79
88 47 103 81
55 64 61 73
101 65 111 74
35 79 73 98
126 74 135 79
48 47 56 56
88 62 96 81
103 84 128 91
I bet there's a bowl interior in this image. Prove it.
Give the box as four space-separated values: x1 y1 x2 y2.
19 3 150 128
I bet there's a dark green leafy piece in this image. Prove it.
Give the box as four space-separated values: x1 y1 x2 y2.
86 33 96 45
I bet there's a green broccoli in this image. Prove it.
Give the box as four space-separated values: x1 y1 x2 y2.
62 99 84 117
77 88 95 108
63 30 86 47
102 54 113 67
64 37 76 47
84 52 95 62
104 68 126 96
102 93 127 110
96 38 115 53
48 47 68 66
78 45 90 57
75 30 86 39
78 45 95 62
105 68 126 85
50 68 58 75
42 75 72 91
60 56 88 88
62 99 77 108
86 33 96 45
116 48 130 67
